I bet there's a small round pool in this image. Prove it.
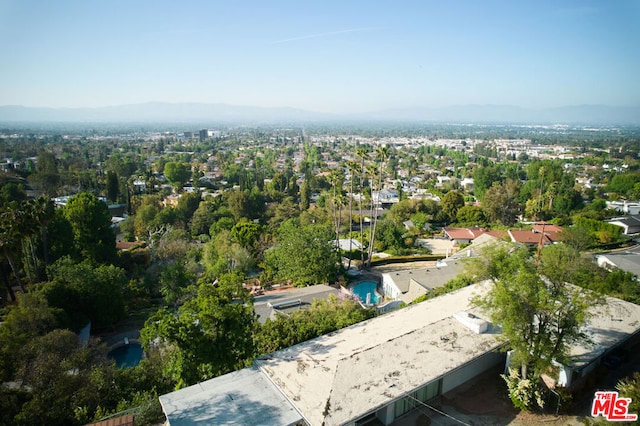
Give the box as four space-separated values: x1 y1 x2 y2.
350 281 380 305
108 343 143 369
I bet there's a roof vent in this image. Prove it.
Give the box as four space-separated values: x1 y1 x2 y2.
454 311 489 334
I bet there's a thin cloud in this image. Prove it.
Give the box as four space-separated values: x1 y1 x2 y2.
271 27 377 44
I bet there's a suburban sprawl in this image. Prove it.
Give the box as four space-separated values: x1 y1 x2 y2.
0 121 640 425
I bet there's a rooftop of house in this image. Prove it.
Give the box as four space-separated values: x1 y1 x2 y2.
253 284 341 324
508 229 551 245
255 283 501 426
443 226 486 241
531 222 564 234
596 251 640 278
569 292 640 368
608 215 640 228
159 366 303 426
381 260 467 304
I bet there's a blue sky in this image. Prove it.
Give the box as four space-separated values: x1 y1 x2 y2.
0 0 638 113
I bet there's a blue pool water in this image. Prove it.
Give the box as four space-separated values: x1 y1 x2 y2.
351 281 380 305
108 343 143 369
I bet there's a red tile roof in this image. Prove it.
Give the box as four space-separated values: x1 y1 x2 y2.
531 222 564 234
484 230 508 239
444 227 486 240
508 229 551 245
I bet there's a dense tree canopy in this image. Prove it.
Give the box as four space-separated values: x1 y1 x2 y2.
40 257 127 329
141 274 256 388
62 192 116 264
265 219 339 287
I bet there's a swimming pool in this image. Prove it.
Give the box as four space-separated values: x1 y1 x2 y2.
350 281 380 305
108 343 143 369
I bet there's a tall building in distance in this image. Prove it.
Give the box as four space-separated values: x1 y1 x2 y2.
199 129 221 141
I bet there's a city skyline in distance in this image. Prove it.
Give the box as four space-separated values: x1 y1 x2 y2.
1 1 639 115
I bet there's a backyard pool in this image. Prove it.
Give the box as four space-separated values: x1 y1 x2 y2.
108 342 143 369
350 281 380 305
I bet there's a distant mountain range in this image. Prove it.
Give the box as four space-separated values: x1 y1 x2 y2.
0 102 638 125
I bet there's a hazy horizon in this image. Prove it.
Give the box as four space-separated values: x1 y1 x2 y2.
1 1 639 114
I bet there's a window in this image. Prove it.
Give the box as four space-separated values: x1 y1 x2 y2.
394 380 440 419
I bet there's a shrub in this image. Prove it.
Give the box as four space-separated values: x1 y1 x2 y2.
502 368 545 411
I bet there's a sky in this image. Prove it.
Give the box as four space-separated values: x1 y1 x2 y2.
0 0 639 114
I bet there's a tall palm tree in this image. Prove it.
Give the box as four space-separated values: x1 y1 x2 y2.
328 169 344 246
346 161 359 270
355 147 369 266
368 146 388 267
365 163 378 267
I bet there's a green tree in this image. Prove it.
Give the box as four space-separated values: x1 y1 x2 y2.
13 329 113 425
175 190 201 226
256 296 375 354
189 199 220 237
373 218 406 254
0 293 58 382
455 205 487 226
141 274 256 387
265 219 338 287
163 162 191 191
29 151 60 197
470 243 596 380
617 372 640 416
203 230 255 279
367 146 388 266
0 181 27 204
160 260 195 313
473 165 501 200
440 190 465 223
106 170 120 203
482 179 521 226
42 257 127 329
300 179 311 210
62 192 116 264
0 203 26 293
230 221 263 252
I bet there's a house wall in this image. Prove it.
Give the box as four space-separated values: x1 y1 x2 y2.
354 350 505 425
382 275 401 300
441 350 505 393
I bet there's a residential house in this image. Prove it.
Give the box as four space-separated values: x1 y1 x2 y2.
381 259 465 304
443 226 486 245
159 280 640 425
606 201 640 216
253 285 341 324
531 222 564 243
607 215 640 235
508 229 552 247
596 249 640 279
160 283 505 426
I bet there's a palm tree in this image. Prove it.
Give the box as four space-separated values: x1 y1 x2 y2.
368 146 388 267
365 163 378 267
328 170 344 246
355 147 369 266
346 161 359 270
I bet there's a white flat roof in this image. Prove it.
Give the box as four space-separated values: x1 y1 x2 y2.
159 366 302 426
159 277 640 426
256 283 501 426
570 294 640 368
